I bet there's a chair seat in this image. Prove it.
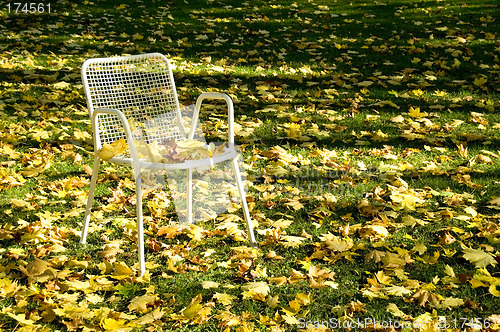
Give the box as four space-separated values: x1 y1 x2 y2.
108 147 238 170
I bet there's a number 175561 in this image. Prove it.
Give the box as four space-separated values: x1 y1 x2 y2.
6 3 51 14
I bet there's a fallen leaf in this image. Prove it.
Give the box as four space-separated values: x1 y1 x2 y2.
463 248 498 268
128 294 156 313
97 139 128 161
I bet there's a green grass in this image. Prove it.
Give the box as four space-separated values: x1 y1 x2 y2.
0 0 500 330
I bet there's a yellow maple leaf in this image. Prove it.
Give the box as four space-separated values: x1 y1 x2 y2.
23 257 49 277
261 146 298 164
176 139 205 149
241 281 270 301
283 197 304 210
386 303 406 318
128 294 156 313
289 269 306 284
390 188 424 211
382 252 408 269
437 297 464 309
462 248 497 268
307 265 335 281
408 106 428 118
19 157 52 178
208 142 228 157
489 285 500 297
181 294 203 319
101 318 127 331
473 76 487 86
85 293 104 304
280 235 306 248
282 312 300 325
412 89 424 97
488 197 500 206
133 307 165 325
178 146 210 160
322 234 353 252
97 138 128 161
213 293 237 306
383 285 413 297
283 122 302 138
477 154 493 164
359 225 389 240
269 276 288 286
202 281 219 289
114 261 134 277
295 293 312 306
64 279 91 292
357 80 374 87
265 164 288 176
265 294 280 308
99 241 124 259
132 33 144 40
391 115 405 123
374 270 393 285
3 310 36 326
484 32 496 40
372 129 389 142
157 224 183 238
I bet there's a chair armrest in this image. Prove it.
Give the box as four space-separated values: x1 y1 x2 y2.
92 108 140 162
190 93 235 144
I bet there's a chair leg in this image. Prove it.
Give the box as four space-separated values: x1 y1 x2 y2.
81 156 100 244
134 169 146 277
187 168 193 223
231 158 256 245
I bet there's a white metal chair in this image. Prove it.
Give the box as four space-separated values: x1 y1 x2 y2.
80 53 256 276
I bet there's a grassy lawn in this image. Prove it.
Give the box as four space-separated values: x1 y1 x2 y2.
0 0 499 331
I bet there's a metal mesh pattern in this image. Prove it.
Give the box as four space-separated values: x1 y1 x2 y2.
83 54 185 150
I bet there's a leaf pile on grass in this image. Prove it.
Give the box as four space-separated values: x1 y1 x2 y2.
0 0 499 331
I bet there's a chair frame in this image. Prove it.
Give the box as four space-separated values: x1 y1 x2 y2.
80 53 256 276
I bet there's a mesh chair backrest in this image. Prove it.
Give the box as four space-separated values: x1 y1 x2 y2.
82 53 185 146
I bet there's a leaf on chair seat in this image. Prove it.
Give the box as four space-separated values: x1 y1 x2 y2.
177 139 205 149
134 138 223 163
177 139 211 160
179 147 210 160
97 139 128 161
208 142 228 157
136 139 185 163
145 141 168 163
177 139 209 160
